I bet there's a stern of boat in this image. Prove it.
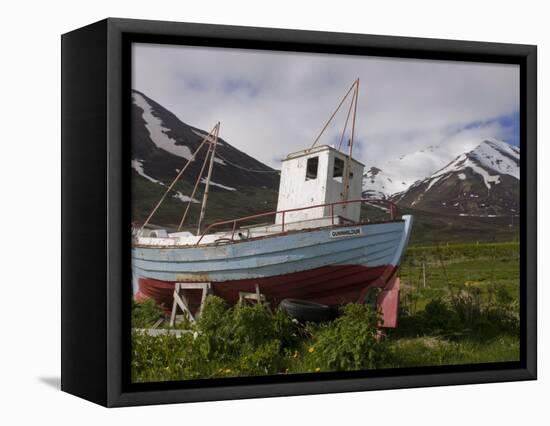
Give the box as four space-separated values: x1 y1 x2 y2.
377 214 413 328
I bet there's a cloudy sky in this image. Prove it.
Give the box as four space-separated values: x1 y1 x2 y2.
132 43 519 170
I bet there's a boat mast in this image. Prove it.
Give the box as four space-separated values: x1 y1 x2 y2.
310 79 358 150
138 123 219 234
342 78 360 206
177 140 214 231
309 78 360 209
197 122 220 235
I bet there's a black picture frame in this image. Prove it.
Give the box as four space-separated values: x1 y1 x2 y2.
61 17 537 407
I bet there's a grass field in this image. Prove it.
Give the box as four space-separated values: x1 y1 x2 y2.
387 241 520 367
131 241 520 382
399 242 520 312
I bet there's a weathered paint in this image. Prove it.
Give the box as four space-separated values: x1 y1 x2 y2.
377 276 400 327
136 265 401 327
136 264 396 309
133 216 413 328
276 145 364 224
132 216 413 283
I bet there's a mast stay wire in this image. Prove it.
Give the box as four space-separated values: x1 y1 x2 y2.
139 123 218 233
310 79 359 149
177 139 215 231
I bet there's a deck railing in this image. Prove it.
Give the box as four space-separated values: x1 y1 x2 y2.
195 198 397 245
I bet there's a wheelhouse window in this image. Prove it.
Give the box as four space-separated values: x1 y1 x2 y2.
333 157 344 183
306 156 319 180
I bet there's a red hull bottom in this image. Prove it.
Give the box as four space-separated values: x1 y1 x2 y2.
135 264 400 327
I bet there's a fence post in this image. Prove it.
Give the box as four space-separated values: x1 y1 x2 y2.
231 220 237 240
422 261 426 289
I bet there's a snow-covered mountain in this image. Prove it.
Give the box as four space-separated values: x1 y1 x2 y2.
131 90 279 195
393 139 520 216
131 88 519 223
130 90 281 226
362 167 398 199
362 143 480 199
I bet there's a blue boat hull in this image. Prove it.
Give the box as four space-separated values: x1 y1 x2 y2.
132 216 413 310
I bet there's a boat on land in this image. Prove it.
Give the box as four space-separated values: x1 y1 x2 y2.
132 79 413 327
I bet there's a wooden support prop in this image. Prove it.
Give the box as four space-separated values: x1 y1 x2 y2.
238 284 266 304
151 318 164 329
170 282 211 326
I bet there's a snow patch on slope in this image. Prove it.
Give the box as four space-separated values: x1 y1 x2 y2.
428 153 501 190
469 139 519 179
427 139 517 190
362 167 395 199
173 191 199 203
132 159 199 202
133 92 194 160
200 178 236 191
363 143 479 197
131 159 164 185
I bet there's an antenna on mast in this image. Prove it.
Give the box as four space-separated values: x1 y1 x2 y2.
310 78 360 154
197 122 220 235
308 78 361 206
342 78 360 205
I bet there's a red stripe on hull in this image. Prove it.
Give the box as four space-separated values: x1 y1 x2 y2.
136 264 398 312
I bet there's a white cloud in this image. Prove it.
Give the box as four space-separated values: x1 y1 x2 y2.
132 43 519 170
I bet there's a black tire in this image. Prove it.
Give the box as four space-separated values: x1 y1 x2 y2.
279 298 337 323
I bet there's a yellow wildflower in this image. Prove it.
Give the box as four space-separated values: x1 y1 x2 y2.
308 346 315 353
315 367 321 372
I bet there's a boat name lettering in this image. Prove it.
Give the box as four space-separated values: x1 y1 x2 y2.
329 228 362 238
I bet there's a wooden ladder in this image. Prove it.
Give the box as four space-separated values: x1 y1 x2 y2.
238 284 266 305
170 282 211 327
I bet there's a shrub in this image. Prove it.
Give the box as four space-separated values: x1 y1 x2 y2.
194 296 301 363
449 286 483 329
195 296 230 335
484 300 520 337
132 296 305 381
131 299 164 328
131 331 206 382
422 298 460 336
237 340 284 376
131 293 520 382
231 302 283 348
304 304 388 371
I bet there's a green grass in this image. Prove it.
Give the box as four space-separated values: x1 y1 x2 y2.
399 242 519 312
131 241 520 383
385 335 519 368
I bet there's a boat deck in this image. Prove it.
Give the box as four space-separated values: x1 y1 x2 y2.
136 216 347 247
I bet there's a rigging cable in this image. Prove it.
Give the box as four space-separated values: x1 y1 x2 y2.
214 152 280 173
